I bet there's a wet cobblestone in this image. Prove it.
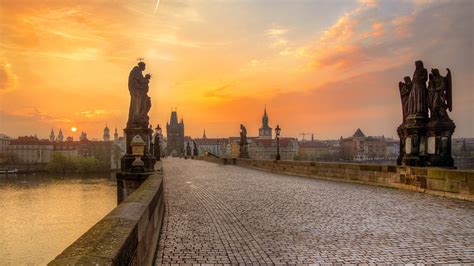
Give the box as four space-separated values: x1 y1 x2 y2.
155 158 474 264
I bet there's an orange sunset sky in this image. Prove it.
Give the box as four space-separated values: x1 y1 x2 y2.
0 0 473 140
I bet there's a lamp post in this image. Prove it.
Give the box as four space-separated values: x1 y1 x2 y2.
130 135 146 173
154 124 162 161
275 125 281 161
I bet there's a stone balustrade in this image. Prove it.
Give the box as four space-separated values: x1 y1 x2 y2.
49 162 165 265
201 157 474 201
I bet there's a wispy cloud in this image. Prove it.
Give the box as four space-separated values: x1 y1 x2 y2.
0 62 18 92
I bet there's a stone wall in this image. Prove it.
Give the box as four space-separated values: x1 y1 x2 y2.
204 157 474 201
49 162 165 265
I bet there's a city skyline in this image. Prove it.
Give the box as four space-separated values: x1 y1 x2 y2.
1 0 473 139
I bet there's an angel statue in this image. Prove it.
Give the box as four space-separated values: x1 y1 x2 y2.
428 68 452 121
398 76 412 122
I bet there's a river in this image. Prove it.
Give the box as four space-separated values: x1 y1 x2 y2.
0 173 117 264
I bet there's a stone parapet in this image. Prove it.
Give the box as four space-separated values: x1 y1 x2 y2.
49 162 165 265
201 157 474 201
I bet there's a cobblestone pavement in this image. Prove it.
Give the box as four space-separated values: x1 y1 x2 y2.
155 158 474 265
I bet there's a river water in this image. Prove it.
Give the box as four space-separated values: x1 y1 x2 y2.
0 173 117 264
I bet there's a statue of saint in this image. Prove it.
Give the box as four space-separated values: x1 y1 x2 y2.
407 60 428 117
193 141 199 156
127 61 152 128
428 68 452 120
186 142 192 157
398 76 412 122
240 124 247 143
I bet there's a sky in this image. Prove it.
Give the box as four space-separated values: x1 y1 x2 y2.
0 0 473 140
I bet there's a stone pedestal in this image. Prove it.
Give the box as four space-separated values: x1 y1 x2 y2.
426 118 455 167
396 124 405 165
121 127 155 172
402 115 428 167
239 141 249 158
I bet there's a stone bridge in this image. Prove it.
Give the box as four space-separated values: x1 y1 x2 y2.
51 158 474 265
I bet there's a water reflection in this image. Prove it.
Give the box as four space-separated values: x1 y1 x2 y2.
0 173 116 264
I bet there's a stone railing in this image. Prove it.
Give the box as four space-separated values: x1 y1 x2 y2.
201 157 474 201
49 162 165 265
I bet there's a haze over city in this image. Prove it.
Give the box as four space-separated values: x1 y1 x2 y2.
1 0 473 139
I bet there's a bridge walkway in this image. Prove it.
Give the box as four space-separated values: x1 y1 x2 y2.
155 158 473 264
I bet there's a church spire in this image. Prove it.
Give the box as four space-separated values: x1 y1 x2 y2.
203 129 207 139
114 126 119 140
49 128 55 142
262 105 269 128
103 123 110 141
57 128 64 142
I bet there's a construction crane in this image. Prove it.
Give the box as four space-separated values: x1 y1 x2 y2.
299 132 315 141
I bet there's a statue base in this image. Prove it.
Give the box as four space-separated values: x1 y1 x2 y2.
396 124 405 165
425 118 456 168
401 115 428 167
121 127 155 172
239 141 250 159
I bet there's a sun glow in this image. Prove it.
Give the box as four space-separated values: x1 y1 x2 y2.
71 127 77 133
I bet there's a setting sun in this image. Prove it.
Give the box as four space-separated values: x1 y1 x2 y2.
71 127 77 133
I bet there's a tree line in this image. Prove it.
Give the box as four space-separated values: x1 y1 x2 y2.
46 153 108 174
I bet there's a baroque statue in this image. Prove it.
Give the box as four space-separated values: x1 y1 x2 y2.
407 60 428 117
428 68 452 121
398 76 412 122
397 60 455 168
193 141 199 156
239 124 250 158
240 124 247 143
127 61 152 128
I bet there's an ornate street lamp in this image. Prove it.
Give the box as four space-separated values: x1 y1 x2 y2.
275 125 281 161
154 124 162 161
130 135 146 172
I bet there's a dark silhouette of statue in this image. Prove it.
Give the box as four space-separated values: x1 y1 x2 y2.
127 61 152 128
193 141 199 157
239 124 249 158
407 60 428 116
428 68 452 120
398 76 412 122
397 60 455 168
240 124 247 143
186 142 192 157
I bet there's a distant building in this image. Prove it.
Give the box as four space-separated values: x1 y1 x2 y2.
258 107 272 139
7 136 53 164
193 137 229 157
78 139 113 168
453 138 474 157
53 140 80 157
111 127 126 170
227 137 241 158
80 131 88 141
249 138 299 160
385 138 400 159
103 124 110 141
166 110 185 157
340 128 387 161
0 133 12 156
298 135 330 161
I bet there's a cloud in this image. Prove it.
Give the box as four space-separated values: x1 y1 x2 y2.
204 84 232 99
1 108 71 123
0 62 18 92
75 109 117 118
265 28 288 36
